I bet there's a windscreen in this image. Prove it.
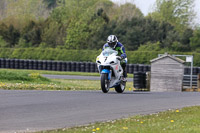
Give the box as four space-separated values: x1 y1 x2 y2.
102 48 118 57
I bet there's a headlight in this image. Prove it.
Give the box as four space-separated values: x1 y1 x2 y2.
97 61 101 64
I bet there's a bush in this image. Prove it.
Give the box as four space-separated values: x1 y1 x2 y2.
0 48 200 66
0 36 9 47
0 70 50 82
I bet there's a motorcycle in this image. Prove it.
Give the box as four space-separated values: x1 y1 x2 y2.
96 48 126 93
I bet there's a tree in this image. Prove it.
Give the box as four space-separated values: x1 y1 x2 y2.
150 0 195 31
42 20 66 47
0 36 8 47
21 21 42 47
1 0 49 29
43 0 57 9
116 3 143 22
16 38 32 48
5 25 20 47
64 0 111 49
137 41 162 51
88 20 117 50
190 28 200 51
180 28 193 46
65 19 90 49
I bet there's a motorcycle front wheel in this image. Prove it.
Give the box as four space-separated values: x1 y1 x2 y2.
101 73 109 93
115 82 126 93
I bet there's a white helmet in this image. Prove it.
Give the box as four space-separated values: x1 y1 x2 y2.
107 35 118 48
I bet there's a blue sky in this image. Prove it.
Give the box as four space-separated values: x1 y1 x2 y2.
111 0 200 26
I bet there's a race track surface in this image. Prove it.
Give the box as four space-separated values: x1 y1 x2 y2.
0 90 200 133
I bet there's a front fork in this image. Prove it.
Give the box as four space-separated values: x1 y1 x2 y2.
101 69 111 81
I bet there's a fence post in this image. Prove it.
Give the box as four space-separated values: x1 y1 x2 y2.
198 74 200 92
146 72 151 91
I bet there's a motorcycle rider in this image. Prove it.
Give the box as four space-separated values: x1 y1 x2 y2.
103 35 127 81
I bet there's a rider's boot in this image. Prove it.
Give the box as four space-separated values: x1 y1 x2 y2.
121 76 127 82
121 63 127 82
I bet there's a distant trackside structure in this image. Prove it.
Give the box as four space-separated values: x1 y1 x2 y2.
150 53 185 92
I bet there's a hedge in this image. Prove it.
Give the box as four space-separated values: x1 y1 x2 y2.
0 48 200 66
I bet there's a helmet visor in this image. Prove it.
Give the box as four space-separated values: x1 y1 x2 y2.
108 42 116 48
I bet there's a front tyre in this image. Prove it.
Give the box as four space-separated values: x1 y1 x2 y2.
101 73 109 93
115 82 126 93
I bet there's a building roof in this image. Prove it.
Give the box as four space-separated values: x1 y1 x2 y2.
150 53 185 64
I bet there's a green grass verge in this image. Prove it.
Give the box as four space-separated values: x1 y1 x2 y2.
0 69 50 83
0 69 133 78
52 79 133 91
0 69 133 90
40 106 200 133
0 79 133 91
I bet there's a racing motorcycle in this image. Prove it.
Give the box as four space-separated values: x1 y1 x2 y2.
96 48 126 93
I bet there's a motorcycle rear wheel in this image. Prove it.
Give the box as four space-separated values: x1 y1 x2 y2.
115 82 126 93
101 73 109 93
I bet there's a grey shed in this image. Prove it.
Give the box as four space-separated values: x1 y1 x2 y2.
150 53 185 92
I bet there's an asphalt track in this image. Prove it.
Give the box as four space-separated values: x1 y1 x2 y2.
0 90 200 133
42 74 133 82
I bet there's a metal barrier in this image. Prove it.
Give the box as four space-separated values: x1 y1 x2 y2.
183 75 198 89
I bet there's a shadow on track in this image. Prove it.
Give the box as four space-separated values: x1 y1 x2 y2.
92 91 152 95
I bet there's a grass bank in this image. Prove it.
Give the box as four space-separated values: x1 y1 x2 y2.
0 79 133 91
40 106 200 133
0 69 133 78
0 69 133 90
0 69 50 83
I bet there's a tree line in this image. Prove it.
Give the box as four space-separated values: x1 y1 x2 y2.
0 0 199 52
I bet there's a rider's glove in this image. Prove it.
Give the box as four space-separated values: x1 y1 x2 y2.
120 54 126 59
